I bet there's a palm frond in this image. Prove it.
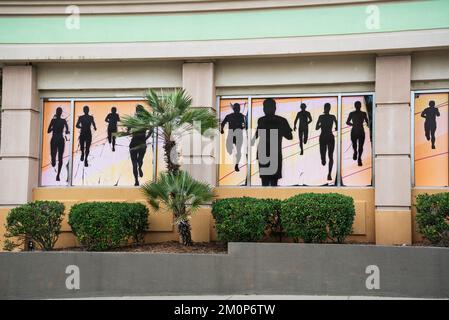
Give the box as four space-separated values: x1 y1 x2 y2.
168 88 192 114
146 89 164 114
117 106 156 137
179 108 218 135
141 171 215 218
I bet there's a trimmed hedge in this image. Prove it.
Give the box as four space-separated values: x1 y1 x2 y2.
416 193 449 246
212 197 281 242
68 202 149 251
212 194 355 244
281 193 355 243
3 201 65 251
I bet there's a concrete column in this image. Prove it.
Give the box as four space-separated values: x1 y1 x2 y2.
181 62 217 186
0 65 40 205
374 56 412 245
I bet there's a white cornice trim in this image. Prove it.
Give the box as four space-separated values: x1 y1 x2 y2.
0 29 448 62
0 0 393 15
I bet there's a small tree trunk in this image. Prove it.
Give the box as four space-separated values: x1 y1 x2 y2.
164 138 180 174
178 220 193 246
164 136 193 246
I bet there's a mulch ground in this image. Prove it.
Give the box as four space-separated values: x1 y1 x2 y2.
58 241 228 254
116 241 228 254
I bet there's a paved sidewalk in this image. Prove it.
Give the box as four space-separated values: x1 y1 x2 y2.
64 295 442 300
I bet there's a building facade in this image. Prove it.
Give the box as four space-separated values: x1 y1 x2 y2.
1 0 449 248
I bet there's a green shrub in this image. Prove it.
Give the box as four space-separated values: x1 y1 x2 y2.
68 202 149 251
3 201 65 251
416 193 449 246
264 199 284 241
212 197 280 242
281 193 355 243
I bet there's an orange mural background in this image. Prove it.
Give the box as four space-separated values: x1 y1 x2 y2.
41 101 72 186
72 100 154 186
341 96 373 187
414 93 449 187
218 99 249 186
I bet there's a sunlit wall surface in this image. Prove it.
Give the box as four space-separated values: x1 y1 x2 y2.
341 96 373 187
414 93 449 187
40 101 72 186
218 98 249 186
250 97 338 186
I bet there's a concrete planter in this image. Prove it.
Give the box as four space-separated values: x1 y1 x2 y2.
0 243 448 299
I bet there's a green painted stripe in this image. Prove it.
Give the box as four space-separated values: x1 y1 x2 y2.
0 0 448 44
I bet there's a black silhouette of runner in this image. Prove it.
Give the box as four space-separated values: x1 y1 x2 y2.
293 103 313 155
346 101 369 166
421 100 440 149
220 103 246 172
316 103 338 181
105 107 120 152
76 106 97 167
252 98 293 186
47 107 69 181
128 105 153 186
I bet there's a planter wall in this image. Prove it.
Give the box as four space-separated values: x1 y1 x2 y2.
1 243 448 299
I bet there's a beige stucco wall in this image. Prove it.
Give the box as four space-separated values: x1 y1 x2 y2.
33 51 449 98
374 55 413 245
1 48 449 249
36 56 376 94
412 51 449 82
37 61 183 91
0 66 40 205
215 55 375 88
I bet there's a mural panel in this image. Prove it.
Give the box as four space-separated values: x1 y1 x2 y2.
341 95 373 187
250 97 338 186
414 93 449 187
218 98 249 186
41 101 72 186
71 100 154 186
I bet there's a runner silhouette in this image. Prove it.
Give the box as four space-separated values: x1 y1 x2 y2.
220 103 246 172
128 105 153 186
346 101 369 166
293 103 313 155
105 107 120 152
421 100 440 149
316 103 338 181
47 107 69 181
76 106 97 167
252 98 293 186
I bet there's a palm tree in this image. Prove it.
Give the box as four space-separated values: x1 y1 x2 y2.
119 88 218 245
142 171 214 246
120 88 218 173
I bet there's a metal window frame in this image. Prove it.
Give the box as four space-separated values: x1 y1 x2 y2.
39 97 156 188
37 98 45 187
217 92 376 188
411 89 449 189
